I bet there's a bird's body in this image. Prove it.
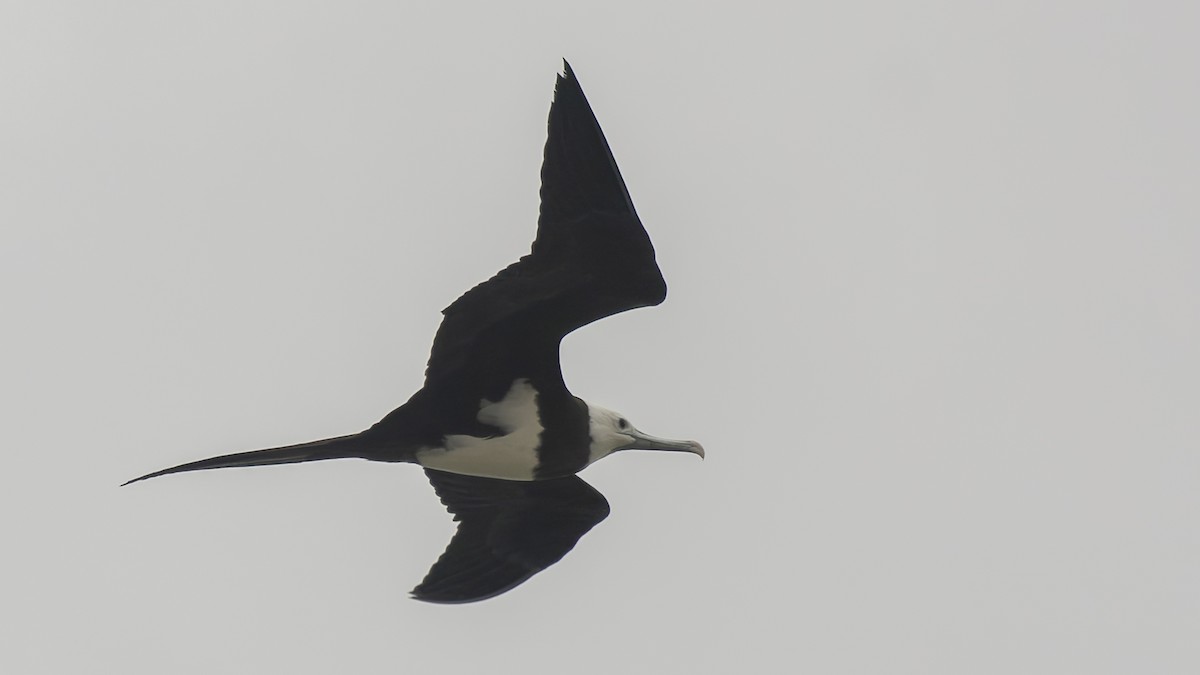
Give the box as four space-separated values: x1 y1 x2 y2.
125 61 701 601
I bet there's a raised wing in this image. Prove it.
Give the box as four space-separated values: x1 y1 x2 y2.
423 62 666 388
537 60 638 228
412 469 610 603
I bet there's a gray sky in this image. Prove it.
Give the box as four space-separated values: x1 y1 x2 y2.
3 1 1198 673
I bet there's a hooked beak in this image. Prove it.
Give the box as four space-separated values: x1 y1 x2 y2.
623 428 705 459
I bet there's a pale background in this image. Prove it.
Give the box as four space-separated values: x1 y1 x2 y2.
3 2 1198 673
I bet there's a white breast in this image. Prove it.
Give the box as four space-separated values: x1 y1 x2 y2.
415 379 543 480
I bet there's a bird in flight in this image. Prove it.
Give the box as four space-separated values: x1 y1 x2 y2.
126 61 703 601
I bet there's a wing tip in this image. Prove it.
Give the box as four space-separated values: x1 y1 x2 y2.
410 574 534 604
555 58 580 95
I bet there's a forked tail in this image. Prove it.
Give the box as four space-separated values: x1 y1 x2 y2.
122 433 372 486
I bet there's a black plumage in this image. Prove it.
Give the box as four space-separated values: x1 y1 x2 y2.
125 62 701 602
412 469 610 603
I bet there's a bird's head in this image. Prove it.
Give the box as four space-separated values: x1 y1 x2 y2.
585 404 705 466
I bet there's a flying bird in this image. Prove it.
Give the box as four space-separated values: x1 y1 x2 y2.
125 61 702 599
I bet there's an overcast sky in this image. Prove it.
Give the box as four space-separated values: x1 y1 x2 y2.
3 1 1198 673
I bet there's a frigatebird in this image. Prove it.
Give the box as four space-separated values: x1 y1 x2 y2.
125 61 702 600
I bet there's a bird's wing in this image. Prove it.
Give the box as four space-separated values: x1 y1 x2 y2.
411 468 610 604
423 61 666 387
537 60 638 229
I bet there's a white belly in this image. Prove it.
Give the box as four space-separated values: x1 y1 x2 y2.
415 379 543 481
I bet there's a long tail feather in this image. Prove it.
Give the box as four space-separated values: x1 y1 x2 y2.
122 433 370 486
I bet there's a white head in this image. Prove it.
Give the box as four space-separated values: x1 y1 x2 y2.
585 403 705 466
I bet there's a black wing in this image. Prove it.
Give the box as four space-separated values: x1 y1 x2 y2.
423 61 666 388
412 469 611 604
537 60 638 227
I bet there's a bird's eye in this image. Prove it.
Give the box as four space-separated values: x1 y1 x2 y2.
618 418 629 430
